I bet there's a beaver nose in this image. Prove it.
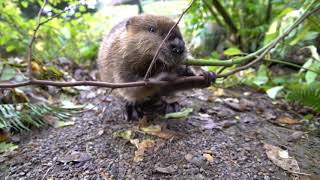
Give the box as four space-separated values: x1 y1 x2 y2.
170 38 185 55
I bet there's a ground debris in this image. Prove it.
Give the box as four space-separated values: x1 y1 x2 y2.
57 151 91 163
264 143 300 172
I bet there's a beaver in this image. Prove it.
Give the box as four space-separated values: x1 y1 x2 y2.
97 14 215 120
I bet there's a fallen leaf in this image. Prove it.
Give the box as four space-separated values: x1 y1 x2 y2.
287 131 304 142
276 116 302 125
154 163 177 174
0 130 10 142
130 139 140 148
224 101 243 112
188 115 220 129
203 153 214 162
140 124 176 139
140 125 162 132
31 61 42 73
43 115 59 126
0 142 18 153
133 139 155 162
239 98 256 110
264 143 300 173
213 88 225 97
53 121 75 128
100 171 110 180
165 108 193 119
113 130 133 140
58 151 91 163
266 86 284 99
60 98 85 109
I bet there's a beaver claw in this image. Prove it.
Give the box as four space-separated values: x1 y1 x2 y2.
202 71 216 87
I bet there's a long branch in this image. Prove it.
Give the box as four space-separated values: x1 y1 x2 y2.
0 76 208 89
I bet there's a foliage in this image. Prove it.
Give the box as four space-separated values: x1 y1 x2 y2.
287 82 320 112
185 0 320 113
185 0 318 53
0 0 105 63
0 103 80 132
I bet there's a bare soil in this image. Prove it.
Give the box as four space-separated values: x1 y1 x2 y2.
1 86 319 179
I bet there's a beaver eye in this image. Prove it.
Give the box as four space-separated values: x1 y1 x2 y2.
148 26 156 33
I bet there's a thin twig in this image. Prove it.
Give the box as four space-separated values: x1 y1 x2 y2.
143 0 195 80
41 164 55 180
27 0 77 80
39 4 78 26
27 0 48 80
217 5 320 78
264 58 320 74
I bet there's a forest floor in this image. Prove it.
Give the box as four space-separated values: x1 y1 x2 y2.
1 83 319 179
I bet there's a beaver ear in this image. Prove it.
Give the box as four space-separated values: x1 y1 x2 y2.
126 16 138 29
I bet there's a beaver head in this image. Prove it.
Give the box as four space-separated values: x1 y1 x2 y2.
123 14 186 70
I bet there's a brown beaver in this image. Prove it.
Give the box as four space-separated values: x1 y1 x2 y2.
97 14 215 120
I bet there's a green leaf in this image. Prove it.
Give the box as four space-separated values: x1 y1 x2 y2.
0 142 18 153
305 69 319 84
301 58 313 74
79 5 87 12
253 65 269 86
21 1 28 8
165 108 193 119
112 130 133 140
0 65 16 81
306 45 320 60
223 48 242 56
5 45 15 52
266 86 284 99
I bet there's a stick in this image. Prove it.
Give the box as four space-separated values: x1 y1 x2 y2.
27 0 48 80
0 76 209 89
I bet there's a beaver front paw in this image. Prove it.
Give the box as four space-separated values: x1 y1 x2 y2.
202 71 216 87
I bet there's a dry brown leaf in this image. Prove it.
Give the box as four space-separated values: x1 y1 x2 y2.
264 143 300 173
140 124 161 132
31 61 42 72
203 153 214 163
144 130 176 139
43 115 59 126
213 88 225 97
140 124 176 139
100 171 110 180
0 130 10 142
276 116 302 125
133 139 155 162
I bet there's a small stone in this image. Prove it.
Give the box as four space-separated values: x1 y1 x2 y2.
264 175 270 180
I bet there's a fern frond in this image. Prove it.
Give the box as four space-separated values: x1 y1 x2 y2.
0 103 81 132
287 82 320 112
